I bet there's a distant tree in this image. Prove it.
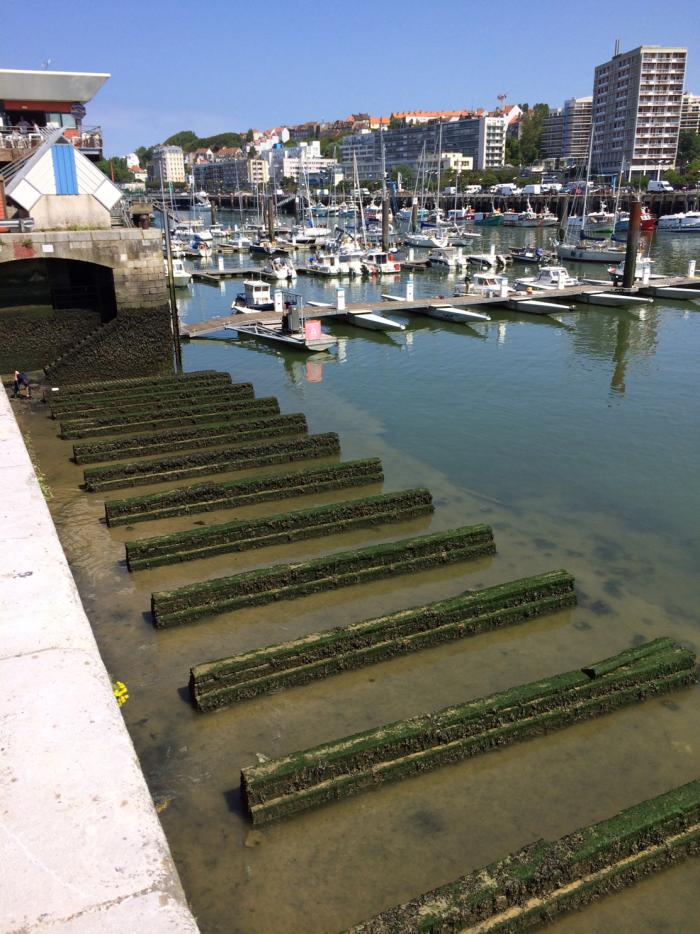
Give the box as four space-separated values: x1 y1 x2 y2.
96 157 131 183
201 132 244 151
505 136 522 165
518 103 550 164
246 128 255 142
136 145 154 165
678 130 700 167
163 130 198 150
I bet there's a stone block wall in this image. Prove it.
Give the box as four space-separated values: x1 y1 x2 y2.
0 229 174 380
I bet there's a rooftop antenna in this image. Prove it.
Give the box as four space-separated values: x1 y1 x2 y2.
614 39 620 56
41 58 52 69
497 94 507 112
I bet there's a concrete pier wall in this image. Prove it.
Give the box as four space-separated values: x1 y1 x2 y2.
0 229 173 380
0 389 199 933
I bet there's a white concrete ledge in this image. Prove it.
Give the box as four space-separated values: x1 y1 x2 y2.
0 390 198 933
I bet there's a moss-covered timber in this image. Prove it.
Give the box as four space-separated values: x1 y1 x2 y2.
346 778 700 933
83 432 341 492
191 570 576 710
73 413 308 464
60 397 280 440
52 370 224 394
50 381 254 420
50 373 233 411
127 489 433 570
151 524 495 628
240 638 695 825
105 459 384 527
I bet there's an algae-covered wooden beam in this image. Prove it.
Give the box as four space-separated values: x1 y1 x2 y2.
52 369 226 395
49 372 232 409
50 381 254 420
105 458 384 527
73 413 308 464
346 777 700 933
60 397 281 440
191 570 576 710
83 432 341 492
127 489 433 570
151 524 495 628
240 637 695 825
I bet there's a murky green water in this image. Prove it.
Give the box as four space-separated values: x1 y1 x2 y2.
20 222 700 933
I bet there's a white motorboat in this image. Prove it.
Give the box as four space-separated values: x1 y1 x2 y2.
427 304 491 324
343 310 406 331
261 256 297 281
428 247 466 269
164 258 191 288
232 280 275 312
362 250 401 275
514 266 581 291
466 250 509 270
404 230 447 249
227 230 253 251
455 272 513 297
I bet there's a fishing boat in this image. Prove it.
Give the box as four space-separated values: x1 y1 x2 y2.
261 256 297 281
515 203 559 228
362 250 402 275
614 206 656 233
474 207 503 226
428 247 466 269
231 280 275 312
501 210 521 227
514 266 580 291
164 258 191 288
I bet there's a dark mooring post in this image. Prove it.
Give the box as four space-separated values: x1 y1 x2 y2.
210 199 217 225
411 197 418 233
159 168 182 371
266 195 275 241
622 199 642 290
382 194 390 252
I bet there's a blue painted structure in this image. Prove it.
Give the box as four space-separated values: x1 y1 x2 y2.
51 145 78 195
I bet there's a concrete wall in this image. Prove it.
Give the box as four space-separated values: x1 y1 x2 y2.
0 388 199 933
31 195 112 231
0 229 174 380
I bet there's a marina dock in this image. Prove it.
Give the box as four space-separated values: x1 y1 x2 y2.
181 274 700 337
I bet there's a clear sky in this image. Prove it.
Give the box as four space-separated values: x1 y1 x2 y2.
3 0 699 156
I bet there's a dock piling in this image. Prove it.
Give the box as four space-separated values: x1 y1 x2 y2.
622 199 642 289
689 259 697 278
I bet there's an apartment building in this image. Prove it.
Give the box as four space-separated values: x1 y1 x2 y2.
592 45 687 176
246 158 269 185
193 158 246 192
541 108 564 160
340 114 505 180
681 91 700 134
147 145 186 184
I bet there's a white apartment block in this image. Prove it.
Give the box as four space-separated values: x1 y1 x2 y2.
425 151 474 173
592 45 687 177
478 116 507 169
147 145 186 184
264 140 336 181
246 158 270 185
681 92 700 134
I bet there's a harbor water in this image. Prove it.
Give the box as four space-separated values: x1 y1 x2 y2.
20 218 700 933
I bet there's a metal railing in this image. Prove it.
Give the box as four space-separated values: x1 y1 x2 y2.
0 125 102 156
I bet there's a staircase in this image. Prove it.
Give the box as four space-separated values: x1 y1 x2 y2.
110 200 134 228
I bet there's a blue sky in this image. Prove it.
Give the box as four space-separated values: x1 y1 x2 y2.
3 0 699 156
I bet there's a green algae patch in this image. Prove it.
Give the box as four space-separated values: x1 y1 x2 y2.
345 777 700 932
127 489 433 570
51 369 224 394
48 371 232 411
83 432 341 492
151 524 495 628
190 570 576 710
50 381 254 420
240 638 696 825
105 458 384 527
73 413 308 464
60 397 281 440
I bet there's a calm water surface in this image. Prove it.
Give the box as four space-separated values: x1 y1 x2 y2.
23 220 700 933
